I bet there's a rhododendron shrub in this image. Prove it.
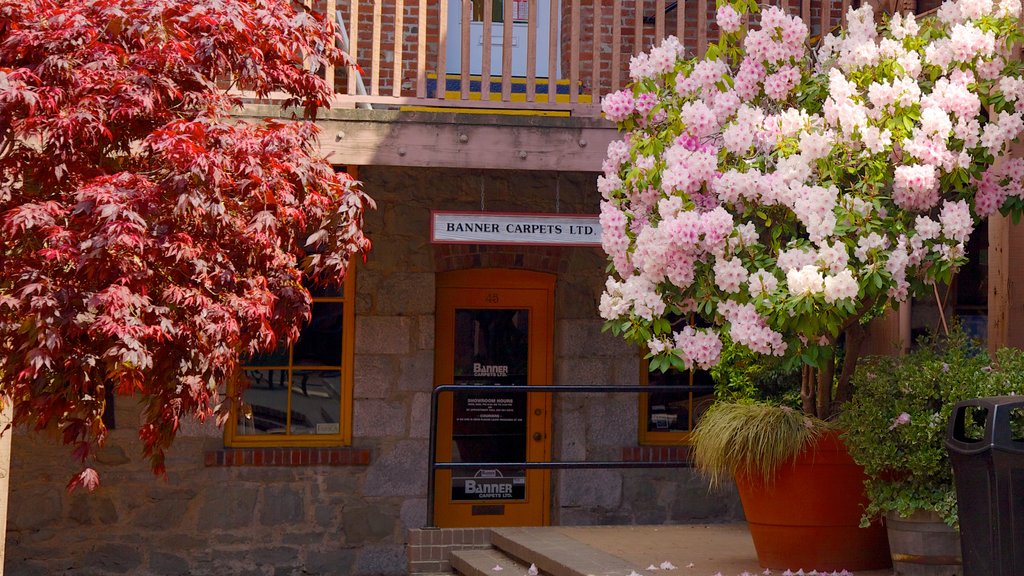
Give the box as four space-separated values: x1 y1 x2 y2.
599 0 1024 418
0 0 372 489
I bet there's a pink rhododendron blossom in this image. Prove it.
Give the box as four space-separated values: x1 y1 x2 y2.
597 0 1024 391
817 242 850 274
714 257 749 293
674 326 723 369
628 52 655 81
600 202 630 275
716 5 742 33
634 92 659 117
601 90 635 122
893 164 940 211
749 269 779 297
889 412 911 430
719 301 787 356
764 65 802 101
824 269 859 303
777 248 817 273
940 199 974 243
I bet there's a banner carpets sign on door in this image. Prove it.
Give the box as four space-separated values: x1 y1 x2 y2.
431 211 601 246
452 469 526 501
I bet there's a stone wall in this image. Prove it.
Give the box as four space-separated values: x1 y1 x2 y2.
5 166 741 576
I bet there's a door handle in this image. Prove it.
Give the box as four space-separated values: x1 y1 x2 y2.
532 432 544 442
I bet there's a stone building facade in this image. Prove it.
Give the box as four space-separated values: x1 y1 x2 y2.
5 166 742 576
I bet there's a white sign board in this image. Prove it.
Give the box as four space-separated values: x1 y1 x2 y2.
431 211 601 246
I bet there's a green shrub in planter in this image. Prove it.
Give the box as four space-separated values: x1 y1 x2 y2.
839 328 1024 527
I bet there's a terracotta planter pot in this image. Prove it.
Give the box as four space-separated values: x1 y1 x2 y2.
734 431 893 572
885 510 962 576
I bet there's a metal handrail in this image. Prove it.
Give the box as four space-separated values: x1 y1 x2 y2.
426 383 713 528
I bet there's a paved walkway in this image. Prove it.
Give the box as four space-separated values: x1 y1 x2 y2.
552 525 894 576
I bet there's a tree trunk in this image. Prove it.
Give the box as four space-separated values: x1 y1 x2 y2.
816 350 835 419
834 323 867 410
801 365 816 416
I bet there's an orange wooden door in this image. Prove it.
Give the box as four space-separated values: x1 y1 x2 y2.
434 269 554 527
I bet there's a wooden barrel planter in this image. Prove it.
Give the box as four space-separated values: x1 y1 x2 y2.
885 510 962 576
735 431 892 572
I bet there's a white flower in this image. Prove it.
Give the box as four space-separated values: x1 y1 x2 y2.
787 265 825 296
823 269 858 303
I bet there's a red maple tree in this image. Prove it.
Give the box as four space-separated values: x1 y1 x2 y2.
0 0 372 489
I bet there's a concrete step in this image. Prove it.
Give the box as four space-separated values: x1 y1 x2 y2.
451 547 541 576
489 527 654 576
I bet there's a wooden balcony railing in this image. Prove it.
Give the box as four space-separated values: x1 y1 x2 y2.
321 0 846 118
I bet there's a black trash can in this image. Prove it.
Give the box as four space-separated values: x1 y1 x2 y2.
945 396 1024 576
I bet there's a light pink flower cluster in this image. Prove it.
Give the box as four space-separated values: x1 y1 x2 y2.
714 257 749 293
674 326 724 369
662 145 717 194
777 247 817 273
889 412 911 430
744 6 807 66
598 276 665 321
980 111 1024 154
733 58 766 101
823 269 859 303
939 199 973 243
817 241 849 274
634 92 659 117
792 184 838 243
678 101 719 138
677 59 730 96
600 203 630 276
719 301 787 356
748 269 779 297
893 164 940 211
763 65 802 101
930 77 981 120
628 52 655 81
975 158 1024 216
601 90 634 122
648 37 683 76
716 5 742 34
596 170 622 198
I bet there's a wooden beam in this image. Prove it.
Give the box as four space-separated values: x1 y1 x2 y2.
392 0 404 97
862 308 904 356
989 213 1010 356
257 111 620 171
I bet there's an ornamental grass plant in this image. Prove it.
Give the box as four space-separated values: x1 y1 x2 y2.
839 327 1024 527
690 400 828 487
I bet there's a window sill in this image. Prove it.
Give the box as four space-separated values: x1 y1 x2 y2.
204 447 370 467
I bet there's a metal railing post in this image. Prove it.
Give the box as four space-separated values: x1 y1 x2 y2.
425 384 442 528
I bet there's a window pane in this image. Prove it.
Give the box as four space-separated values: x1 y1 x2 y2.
289 370 342 436
237 369 291 435
646 369 715 433
245 343 290 367
309 281 345 298
293 302 344 366
472 0 505 22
